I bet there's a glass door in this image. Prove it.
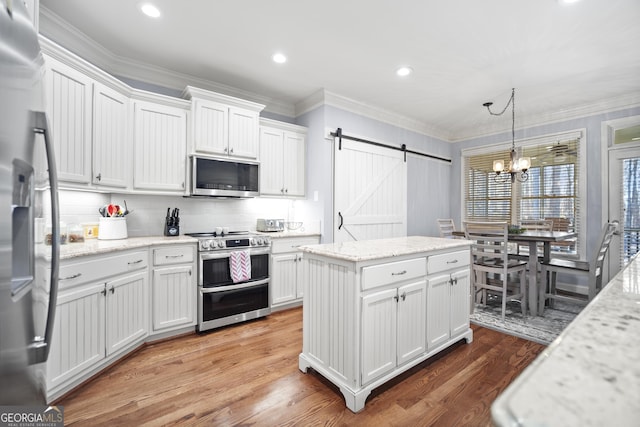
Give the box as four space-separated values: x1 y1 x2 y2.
609 146 640 272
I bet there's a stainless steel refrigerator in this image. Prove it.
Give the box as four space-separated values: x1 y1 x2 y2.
0 0 60 404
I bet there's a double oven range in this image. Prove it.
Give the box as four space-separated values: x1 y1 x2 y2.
186 231 271 332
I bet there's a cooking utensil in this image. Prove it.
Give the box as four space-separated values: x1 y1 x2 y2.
123 200 129 215
99 206 106 217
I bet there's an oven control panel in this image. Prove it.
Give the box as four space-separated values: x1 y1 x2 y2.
199 236 270 251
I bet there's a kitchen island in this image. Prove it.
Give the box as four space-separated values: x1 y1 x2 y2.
298 236 473 412
491 253 640 426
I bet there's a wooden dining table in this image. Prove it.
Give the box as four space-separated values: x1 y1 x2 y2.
453 230 577 316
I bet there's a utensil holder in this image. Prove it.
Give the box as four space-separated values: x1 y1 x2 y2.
98 217 128 240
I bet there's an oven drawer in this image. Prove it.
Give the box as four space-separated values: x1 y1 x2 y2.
153 245 195 266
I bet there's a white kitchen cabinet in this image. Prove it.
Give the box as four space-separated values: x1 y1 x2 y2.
44 54 93 185
44 249 149 402
46 281 106 392
150 244 196 334
105 270 148 356
92 82 131 189
426 251 471 350
361 280 426 385
259 119 307 197
270 236 320 309
299 238 473 412
184 86 264 159
133 99 188 192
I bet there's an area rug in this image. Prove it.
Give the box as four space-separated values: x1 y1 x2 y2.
469 296 583 345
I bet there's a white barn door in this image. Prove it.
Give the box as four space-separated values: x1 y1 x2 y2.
334 137 407 243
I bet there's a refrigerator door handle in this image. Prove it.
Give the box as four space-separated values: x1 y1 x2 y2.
28 111 60 364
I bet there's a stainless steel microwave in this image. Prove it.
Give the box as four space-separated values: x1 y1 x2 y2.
190 155 259 198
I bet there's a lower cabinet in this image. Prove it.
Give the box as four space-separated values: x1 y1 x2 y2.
270 236 320 309
45 250 149 400
150 244 196 334
361 280 426 385
299 246 472 413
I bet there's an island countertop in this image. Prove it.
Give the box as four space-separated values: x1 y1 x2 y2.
491 253 640 427
298 235 471 262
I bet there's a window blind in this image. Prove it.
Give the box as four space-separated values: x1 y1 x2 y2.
464 137 581 255
622 157 640 266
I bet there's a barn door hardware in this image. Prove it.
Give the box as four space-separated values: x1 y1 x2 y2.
330 128 451 164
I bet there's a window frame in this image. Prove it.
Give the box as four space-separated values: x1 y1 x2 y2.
460 129 586 259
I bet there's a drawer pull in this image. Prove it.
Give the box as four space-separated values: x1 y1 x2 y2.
128 259 144 265
165 254 185 259
60 273 82 281
391 270 407 276
446 259 459 264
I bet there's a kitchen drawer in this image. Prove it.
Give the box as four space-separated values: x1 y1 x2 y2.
361 257 426 291
153 245 195 266
57 250 149 290
271 236 320 254
427 250 470 275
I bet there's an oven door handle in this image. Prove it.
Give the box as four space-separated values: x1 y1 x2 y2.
199 247 271 261
200 278 270 293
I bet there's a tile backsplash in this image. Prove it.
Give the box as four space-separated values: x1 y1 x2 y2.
48 190 322 237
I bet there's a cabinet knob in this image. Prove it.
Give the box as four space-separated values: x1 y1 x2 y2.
224 147 228 153
401 292 406 301
95 173 102 181
109 286 115 294
230 147 234 154
285 188 288 193
101 288 107 296
394 294 399 302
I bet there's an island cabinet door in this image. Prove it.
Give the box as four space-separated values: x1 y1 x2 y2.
449 269 470 338
426 273 452 349
396 280 427 365
361 288 397 385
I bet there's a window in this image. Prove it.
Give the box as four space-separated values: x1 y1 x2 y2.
464 135 581 256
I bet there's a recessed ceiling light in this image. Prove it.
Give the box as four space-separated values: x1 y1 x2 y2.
396 66 413 77
140 3 161 18
272 53 287 64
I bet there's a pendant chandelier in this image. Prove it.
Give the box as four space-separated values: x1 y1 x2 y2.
482 88 530 183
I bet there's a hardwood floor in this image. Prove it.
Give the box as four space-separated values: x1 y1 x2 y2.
58 308 545 426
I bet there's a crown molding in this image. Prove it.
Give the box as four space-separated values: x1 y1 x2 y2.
451 92 640 142
38 5 295 118
295 89 452 141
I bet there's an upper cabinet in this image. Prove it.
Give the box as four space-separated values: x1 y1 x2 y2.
183 86 264 159
43 50 132 191
259 118 307 197
132 96 189 193
44 54 93 185
92 82 131 189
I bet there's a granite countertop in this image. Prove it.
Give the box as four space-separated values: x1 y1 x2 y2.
299 235 471 262
41 235 198 260
491 254 640 426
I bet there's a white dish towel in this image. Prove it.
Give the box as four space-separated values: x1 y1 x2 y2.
230 250 251 283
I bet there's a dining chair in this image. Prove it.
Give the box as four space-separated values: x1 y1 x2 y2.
538 221 618 313
437 218 456 239
464 221 528 320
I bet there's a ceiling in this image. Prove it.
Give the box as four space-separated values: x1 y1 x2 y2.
38 0 640 141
